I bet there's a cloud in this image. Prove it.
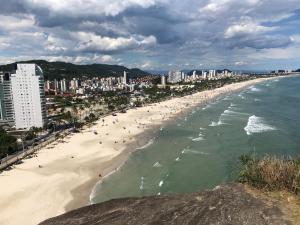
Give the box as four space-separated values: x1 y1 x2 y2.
73 32 157 53
0 0 300 70
224 22 274 38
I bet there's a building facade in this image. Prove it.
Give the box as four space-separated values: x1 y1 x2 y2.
168 70 182 84
5 64 47 129
0 72 15 123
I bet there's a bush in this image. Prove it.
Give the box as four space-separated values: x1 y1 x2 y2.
238 154 300 194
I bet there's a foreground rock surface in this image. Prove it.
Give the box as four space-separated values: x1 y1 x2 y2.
40 184 291 225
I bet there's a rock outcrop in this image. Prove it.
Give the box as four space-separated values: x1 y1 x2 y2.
40 183 291 225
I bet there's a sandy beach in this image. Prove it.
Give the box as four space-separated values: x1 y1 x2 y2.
0 77 276 225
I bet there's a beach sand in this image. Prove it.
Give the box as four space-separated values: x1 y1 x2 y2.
0 77 275 225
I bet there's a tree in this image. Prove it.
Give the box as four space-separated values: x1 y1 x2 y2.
0 129 17 159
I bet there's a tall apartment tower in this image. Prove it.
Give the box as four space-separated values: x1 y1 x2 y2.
0 72 15 123
60 79 67 93
123 71 127 85
161 75 166 87
10 64 47 129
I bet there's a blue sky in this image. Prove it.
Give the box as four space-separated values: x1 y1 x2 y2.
0 0 300 70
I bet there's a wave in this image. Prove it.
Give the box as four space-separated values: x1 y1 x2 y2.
238 93 246 99
137 139 154 150
244 115 276 135
198 132 204 137
222 109 249 117
139 176 145 190
249 86 261 92
202 105 211 110
182 149 210 155
223 96 232 101
175 157 181 162
199 127 207 130
192 137 205 142
153 161 162 168
158 180 164 187
209 119 224 127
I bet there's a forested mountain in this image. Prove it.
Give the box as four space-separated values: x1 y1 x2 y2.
0 60 151 80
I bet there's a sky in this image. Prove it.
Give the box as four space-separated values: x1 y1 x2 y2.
0 0 300 70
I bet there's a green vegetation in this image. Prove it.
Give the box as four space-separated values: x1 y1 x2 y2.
0 129 17 159
239 154 300 194
0 60 150 80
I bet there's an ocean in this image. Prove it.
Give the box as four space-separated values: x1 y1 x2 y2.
91 75 300 203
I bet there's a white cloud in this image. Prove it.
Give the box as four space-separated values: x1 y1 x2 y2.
224 22 274 38
100 55 113 63
27 0 163 16
0 15 35 31
73 32 157 52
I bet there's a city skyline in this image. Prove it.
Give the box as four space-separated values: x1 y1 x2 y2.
0 1 300 70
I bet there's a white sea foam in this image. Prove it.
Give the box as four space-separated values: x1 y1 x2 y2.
244 115 276 135
137 139 154 150
153 161 162 168
198 132 204 137
238 92 246 99
192 137 205 142
209 119 224 127
222 110 249 117
202 105 211 110
250 87 261 92
139 177 145 190
199 127 207 130
159 180 164 187
223 96 232 101
254 98 262 102
182 149 209 155
175 157 181 161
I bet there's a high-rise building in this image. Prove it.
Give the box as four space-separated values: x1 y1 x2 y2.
54 79 59 92
0 72 15 123
168 70 182 84
60 79 67 93
9 64 47 129
209 70 216 79
44 80 51 92
161 75 166 87
70 78 79 91
123 71 127 85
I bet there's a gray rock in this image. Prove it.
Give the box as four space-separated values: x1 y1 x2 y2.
40 183 291 225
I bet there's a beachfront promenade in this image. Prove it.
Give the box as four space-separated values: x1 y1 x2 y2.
0 129 73 171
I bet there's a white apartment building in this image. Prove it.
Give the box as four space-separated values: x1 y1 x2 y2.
168 70 182 84
60 79 67 92
123 71 127 85
10 64 47 130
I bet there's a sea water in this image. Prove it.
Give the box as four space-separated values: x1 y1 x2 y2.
91 75 300 203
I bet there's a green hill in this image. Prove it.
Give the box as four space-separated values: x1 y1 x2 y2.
0 60 151 80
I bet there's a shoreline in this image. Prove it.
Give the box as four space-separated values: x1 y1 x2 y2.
65 77 282 211
0 76 281 225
